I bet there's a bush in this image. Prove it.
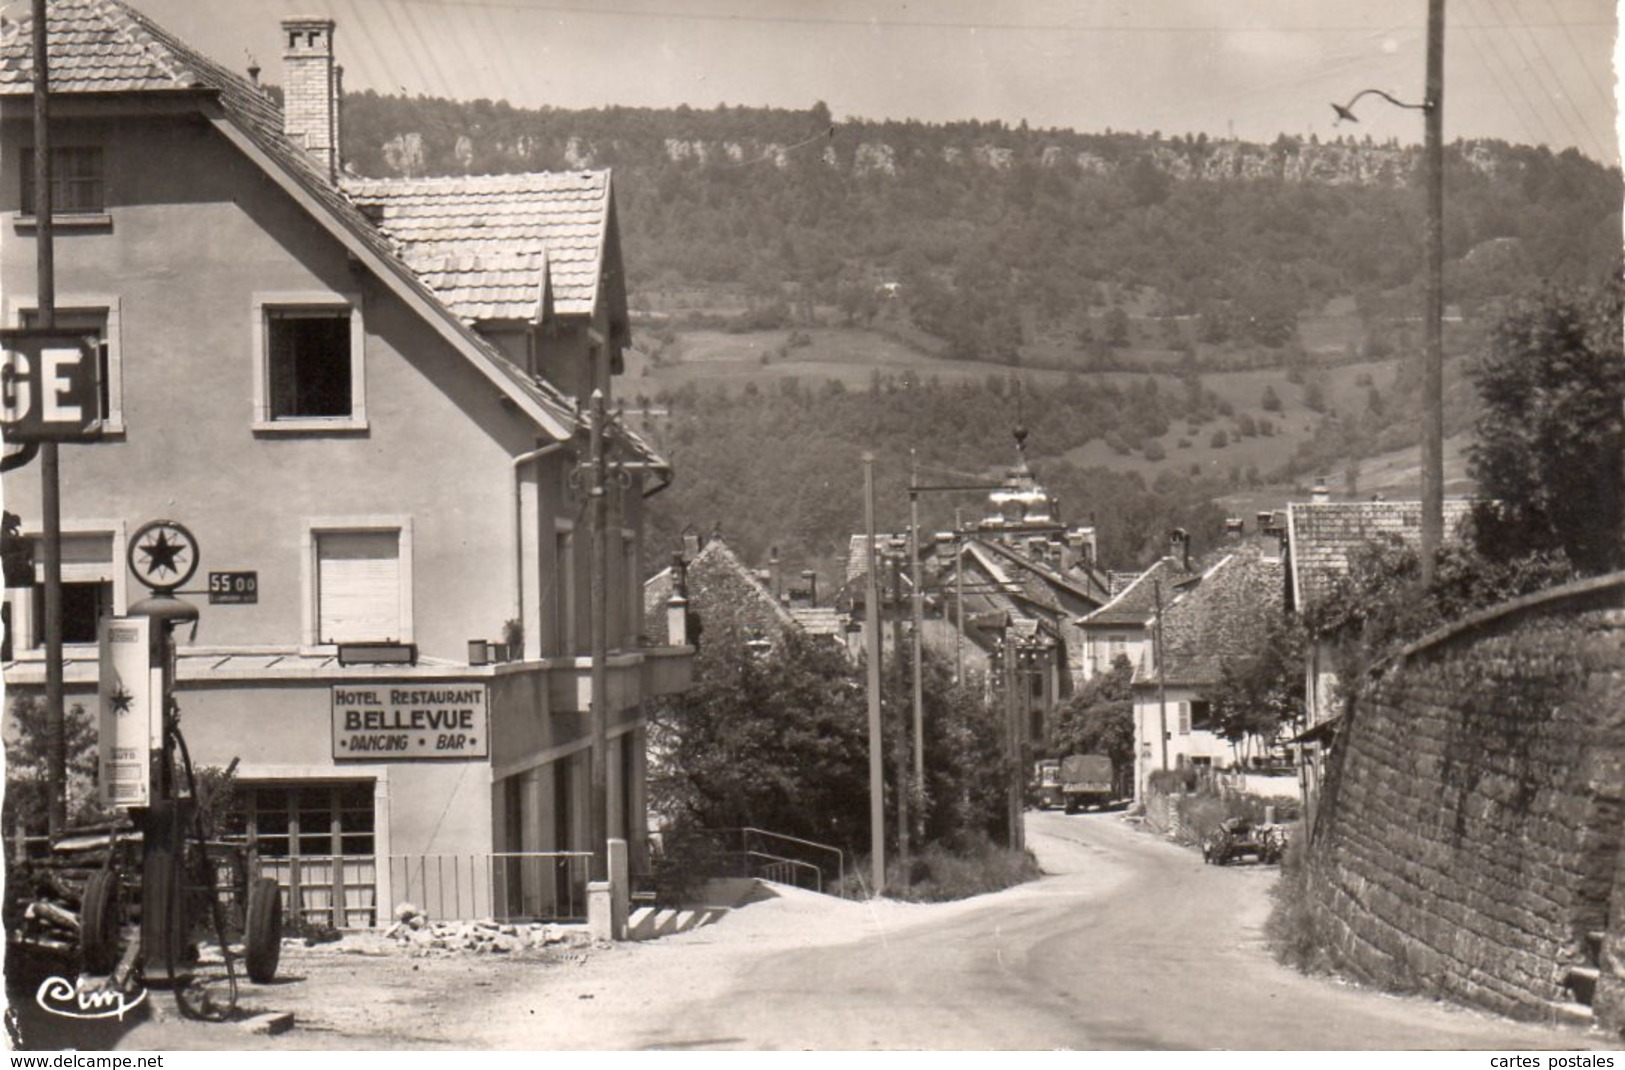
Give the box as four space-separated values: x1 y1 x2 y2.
1143 440 1166 461
880 837 1041 903
1265 832 1330 974
1209 429 1229 448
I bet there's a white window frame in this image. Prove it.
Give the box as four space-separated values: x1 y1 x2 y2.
301 517 412 650
9 519 127 653
6 293 125 434
253 291 367 432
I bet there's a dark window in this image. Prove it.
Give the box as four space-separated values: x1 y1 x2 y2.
268 309 351 418
21 308 111 421
30 580 110 646
1190 699 1214 731
20 147 105 214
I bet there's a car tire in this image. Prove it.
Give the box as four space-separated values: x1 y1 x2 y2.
80 869 121 974
244 878 283 984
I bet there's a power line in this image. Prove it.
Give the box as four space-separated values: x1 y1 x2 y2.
1461 0 1567 151
375 0 1612 35
1498 0 1612 159
1480 0 1596 154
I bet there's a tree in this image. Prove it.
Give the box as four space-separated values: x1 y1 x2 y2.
4 696 108 837
1468 276 1625 574
1051 655 1134 773
1206 610 1305 748
648 629 1008 858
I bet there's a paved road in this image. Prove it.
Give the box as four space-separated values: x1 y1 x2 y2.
617 811 1595 1050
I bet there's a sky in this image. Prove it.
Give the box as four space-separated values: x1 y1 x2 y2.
122 0 1620 164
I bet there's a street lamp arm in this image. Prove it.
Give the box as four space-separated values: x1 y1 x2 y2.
1332 87 1431 124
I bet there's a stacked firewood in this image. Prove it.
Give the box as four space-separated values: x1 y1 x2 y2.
7 824 138 961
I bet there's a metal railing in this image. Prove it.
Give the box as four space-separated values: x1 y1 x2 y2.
745 849 825 894
652 827 847 898
741 827 846 894
386 851 594 923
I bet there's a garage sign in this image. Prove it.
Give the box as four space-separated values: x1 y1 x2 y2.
331 685 488 760
0 329 101 442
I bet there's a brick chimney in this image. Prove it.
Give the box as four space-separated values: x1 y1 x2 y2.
281 18 340 181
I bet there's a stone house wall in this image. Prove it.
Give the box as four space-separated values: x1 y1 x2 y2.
1306 573 1625 1032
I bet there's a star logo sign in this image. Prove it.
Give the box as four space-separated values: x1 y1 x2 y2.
137 529 187 579
109 686 134 716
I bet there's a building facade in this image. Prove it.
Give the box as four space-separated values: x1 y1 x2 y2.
1 1 690 926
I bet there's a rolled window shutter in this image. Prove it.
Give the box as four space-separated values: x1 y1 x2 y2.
318 531 399 643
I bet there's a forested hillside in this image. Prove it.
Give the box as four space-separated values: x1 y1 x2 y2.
336 93 1622 574
341 93 1620 360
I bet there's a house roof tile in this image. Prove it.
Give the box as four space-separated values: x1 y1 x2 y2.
1286 499 1476 613
1080 557 1197 627
1133 549 1283 689
342 172 613 321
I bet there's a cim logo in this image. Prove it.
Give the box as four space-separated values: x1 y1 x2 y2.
35 975 147 1021
0 329 101 442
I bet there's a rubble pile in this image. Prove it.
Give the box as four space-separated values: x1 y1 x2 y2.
383 903 592 955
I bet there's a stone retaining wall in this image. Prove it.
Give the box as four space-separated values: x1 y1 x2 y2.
1307 574 1625 1032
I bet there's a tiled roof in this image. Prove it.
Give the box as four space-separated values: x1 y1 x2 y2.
1080 557 1197 628
0 0 198 92
1286 499 1477 613
0 0 609 451
973 538 1107 609
342 172 612 321
1135 549 1284 689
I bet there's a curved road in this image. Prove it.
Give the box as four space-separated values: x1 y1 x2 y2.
620 811 1593 1050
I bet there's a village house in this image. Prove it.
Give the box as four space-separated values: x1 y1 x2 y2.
0 0 691 926
1283 494 1475 824
1075 535 1200 682
1129 543 1285 803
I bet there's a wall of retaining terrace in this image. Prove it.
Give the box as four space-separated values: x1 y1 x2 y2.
1306 572 1625 1033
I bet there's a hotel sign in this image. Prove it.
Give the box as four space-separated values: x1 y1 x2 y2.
331 685 488 760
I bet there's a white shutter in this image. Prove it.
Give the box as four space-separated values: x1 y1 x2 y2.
317 531 400 643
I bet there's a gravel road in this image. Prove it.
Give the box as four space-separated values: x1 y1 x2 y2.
89 810 1606 1051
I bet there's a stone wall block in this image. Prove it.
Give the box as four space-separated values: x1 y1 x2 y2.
1304 586 1625 1024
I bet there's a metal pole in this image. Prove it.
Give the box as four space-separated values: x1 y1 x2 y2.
32 0 67 838
1420 0 1445 584
908 453 925 829
1153 580 1169 776
862 454 885 893
588 388 609 881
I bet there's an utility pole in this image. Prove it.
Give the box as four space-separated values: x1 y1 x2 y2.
587 388 609 881
1153 580 1170 776
1420 0 1446 584
908 453 925 832
32 0 67 837
889 549 910 888
953 508 964 685
1004 633 1023 852
862 454 885 894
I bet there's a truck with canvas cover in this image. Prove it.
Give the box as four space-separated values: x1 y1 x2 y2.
1060 754 1114 813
